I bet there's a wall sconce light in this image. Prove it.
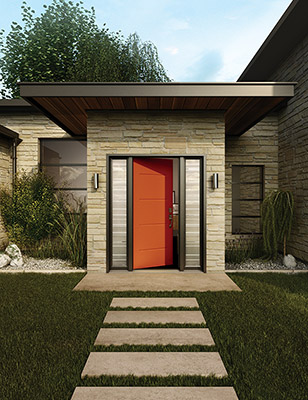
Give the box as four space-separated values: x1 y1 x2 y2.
212 173 219 189
94 173 99 190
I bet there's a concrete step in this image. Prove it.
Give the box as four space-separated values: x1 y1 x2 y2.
103 311 205 325
72 386 239 399
81 352 227 378
110 297 199 309
95 328 215 346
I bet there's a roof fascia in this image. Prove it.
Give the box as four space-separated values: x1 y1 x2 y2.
0 124 22 144
19 82 295 98
238 0 308 81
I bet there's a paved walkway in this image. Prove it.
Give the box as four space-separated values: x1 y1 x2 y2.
73 272 241 292
71 297 238 399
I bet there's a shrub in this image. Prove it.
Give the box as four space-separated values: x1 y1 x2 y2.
225 236 264 264
261 190 294 259
0 171 64 247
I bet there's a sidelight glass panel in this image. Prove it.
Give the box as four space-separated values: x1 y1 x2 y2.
111 159 127 268
185 159 200 267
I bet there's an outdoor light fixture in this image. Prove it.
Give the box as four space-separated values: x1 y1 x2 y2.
94 173 99 190
212 173 219 189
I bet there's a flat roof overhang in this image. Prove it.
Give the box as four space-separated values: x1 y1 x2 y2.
19 82 295 137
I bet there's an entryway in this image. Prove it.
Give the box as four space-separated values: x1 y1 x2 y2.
73 271 241 291
107 155 206 272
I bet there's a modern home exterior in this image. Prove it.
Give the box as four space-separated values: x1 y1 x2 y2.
0 0 306 272
238 0 308 262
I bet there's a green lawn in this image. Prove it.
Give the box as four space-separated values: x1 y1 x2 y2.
0 272 308 399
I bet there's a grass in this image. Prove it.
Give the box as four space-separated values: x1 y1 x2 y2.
1 272 308 399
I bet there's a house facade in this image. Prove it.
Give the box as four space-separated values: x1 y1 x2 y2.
0 0 306 272
238 0 308 262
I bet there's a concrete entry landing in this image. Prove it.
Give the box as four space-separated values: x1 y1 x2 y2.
73 272 241 292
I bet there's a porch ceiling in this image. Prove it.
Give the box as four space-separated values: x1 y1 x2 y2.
19 82 295 137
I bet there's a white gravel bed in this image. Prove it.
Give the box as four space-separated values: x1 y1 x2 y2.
226 254 308 271
1 255 83 271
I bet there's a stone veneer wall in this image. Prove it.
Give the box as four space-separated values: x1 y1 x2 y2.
0 112 70 248
0 136 12 247
269 33 308 261
87 111 225 272
225 115 279 240
0 112 70 173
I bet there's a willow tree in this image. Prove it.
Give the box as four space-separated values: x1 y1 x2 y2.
0 0 170 98
261 190 294 259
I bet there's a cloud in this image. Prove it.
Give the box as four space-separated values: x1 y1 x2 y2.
184 50 223 82
165 46 179 55
167 18 190 31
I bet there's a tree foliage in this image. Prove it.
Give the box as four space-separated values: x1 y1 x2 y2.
0 0 170 98
261 190 294 259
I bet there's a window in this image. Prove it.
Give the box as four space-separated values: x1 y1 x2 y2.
232 165 264 234
40 139 87 207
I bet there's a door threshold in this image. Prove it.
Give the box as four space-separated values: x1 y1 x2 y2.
109 269 203 274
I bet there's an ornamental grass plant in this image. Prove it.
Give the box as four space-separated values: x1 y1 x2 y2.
52 201 87 268
261 190 294 259
225 236 264 264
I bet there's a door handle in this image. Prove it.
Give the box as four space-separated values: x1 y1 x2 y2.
169 214 173 228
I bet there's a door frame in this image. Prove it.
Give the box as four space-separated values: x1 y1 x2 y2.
106 154 207 273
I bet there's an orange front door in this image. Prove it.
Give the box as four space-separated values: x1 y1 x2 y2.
133 158 173 269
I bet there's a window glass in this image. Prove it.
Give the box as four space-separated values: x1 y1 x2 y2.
232 217 261 234
41 166 86 189
40 139 87 207
232 166 263 234
41 139 86 164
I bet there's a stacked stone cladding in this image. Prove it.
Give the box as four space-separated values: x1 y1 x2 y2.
268 33 308 261
225 116 279 240
0 112 70 173
87 110 225 272
0 136 12 247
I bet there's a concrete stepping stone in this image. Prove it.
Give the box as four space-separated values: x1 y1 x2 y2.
110 297 199 309
71 386 239 399
103 311 205 324
81 352 227 378
95 328 215 346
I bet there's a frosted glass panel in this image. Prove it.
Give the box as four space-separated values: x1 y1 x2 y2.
185 159 200 267
112 159 127 267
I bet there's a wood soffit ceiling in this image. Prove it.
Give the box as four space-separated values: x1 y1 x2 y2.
19 83 295 137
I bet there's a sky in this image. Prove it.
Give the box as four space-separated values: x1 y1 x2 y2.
0 0 292 84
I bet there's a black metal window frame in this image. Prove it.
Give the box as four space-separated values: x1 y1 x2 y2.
39 138 87 192
232 164 264 235
107 154 207 273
